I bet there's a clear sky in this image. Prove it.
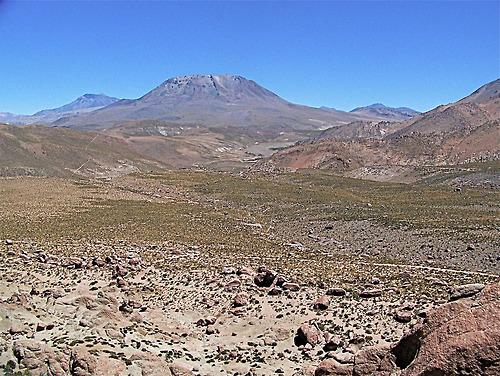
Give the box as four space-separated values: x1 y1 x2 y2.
0 0 498 114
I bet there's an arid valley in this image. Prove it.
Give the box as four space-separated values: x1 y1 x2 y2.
0 2 499 375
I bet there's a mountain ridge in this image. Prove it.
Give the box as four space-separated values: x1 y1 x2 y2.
0 94 120 125
261 78 500 179
33 94 119 116
350 103 420 121
54 74 384 130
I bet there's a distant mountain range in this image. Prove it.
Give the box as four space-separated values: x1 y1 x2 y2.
0 94 119 125
350 103 420 121
54 75 383 130
1 75 417 129
1 75 497 180
34 94 119 117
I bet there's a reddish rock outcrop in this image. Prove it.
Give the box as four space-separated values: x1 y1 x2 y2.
313 282 500 376
396 281 500 375
315 359 352 375
70 347 97 376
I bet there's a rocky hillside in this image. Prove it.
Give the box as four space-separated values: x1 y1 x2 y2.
263 79 500 179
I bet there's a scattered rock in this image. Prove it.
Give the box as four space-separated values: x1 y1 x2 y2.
296 323 321 347
359 289 382 298
233 292 249 307
313 295 330 310
449 283 485 301
326 287 346 296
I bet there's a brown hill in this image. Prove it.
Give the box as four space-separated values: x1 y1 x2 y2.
0 124 165 177
262 79 500 181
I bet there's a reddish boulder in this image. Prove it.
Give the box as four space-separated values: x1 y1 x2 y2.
296 323 321 346
315 359 352 375
70 347 97 376
395 282 500 375
233 292 249 307
353 344 395 376
313 295 330 310
169 362 193 375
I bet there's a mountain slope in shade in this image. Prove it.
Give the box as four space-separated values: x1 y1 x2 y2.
55 74 377 130
350 103 420 121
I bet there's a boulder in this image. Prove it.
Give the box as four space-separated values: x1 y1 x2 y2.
9 323 28 335
296 323 321 347
237 266 254 276
196 316 217 326
315 359 352 375
449 283 485 301
394 310 412 323
359 288 382 298
282 282 300 291
13 340 69 375
233 292 249 307
394 282 500 375
169 362 194 375
114 264 128 277
326 287 346 296
313 295 330 310
254 269 276 287
353 344 395 376
130 354 173 376
268 286 282 295
70 347 97 376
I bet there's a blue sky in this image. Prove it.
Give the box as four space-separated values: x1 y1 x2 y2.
0 0 498 114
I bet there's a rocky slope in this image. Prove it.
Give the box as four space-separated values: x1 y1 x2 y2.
0 170 498 375
262 79 500 180
0 236 496 375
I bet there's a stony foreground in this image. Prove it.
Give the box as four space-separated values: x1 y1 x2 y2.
0 173 498 375
0 238 498 376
